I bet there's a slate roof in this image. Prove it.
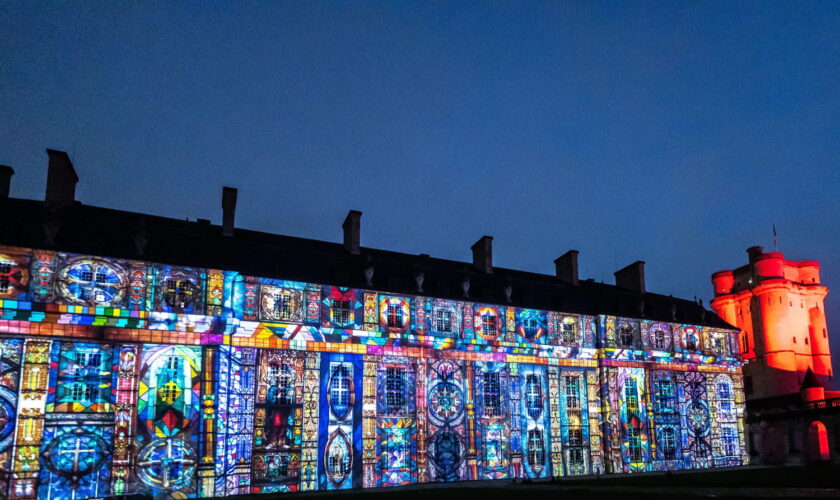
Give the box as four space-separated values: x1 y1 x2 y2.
0 193 734 330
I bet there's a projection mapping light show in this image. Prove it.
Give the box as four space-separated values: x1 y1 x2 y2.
0 245 746 499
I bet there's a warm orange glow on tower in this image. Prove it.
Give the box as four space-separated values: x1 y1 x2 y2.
711 246 832 399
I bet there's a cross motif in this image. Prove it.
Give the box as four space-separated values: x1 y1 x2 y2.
137 438 196 490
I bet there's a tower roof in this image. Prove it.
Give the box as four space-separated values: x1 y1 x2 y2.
801 367 823 390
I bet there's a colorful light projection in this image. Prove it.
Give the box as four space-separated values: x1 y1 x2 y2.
0 245 746 500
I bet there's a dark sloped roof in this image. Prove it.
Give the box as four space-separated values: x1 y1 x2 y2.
0 196 733 328
801 368 823 390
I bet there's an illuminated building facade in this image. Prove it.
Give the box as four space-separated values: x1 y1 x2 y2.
711 247 839 464
0 151 746 500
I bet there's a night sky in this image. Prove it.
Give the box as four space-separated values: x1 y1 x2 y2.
3 3 840 382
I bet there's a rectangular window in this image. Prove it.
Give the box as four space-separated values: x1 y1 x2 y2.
482 315 498 338
523 317 538 339
619 324 634 346
276 291 293 321
387 304 404 329
655 379 675 411
0 261 10 293
568 448 584 470
434 308 452 334
482 371 501 416
565 376 580 409
568 427 583 446
333 299 352 325
722 427 738 456
385 367 406 413
625 381 639 412
562 320 576 343
653 329 666 350
628 427 643 462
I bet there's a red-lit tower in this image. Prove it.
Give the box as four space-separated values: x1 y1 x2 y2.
711 246 832 399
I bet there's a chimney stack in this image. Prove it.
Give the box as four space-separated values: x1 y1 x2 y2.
614 261 646 293
747 246 764 263
343 210 362 254
554 250 579 285
222 186 237 237
45 149 78 208
471 236 493 273
0 165 13 199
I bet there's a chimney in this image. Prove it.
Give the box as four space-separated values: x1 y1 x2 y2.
471 236 493 273
614 261 646 293
222 186 237 237
343 210 362 254
747 246 764 263
0 165 13 199
554 250 579 285
45 149 78 208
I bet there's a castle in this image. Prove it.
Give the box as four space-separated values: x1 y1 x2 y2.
712 247 839 464
0 151 745 499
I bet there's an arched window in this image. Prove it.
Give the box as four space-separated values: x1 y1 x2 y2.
808 421 830 462
329 365 351 417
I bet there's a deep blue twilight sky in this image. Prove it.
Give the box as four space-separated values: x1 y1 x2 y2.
2 2 840 380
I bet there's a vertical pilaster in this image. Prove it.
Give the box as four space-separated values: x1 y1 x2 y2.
415 357 428 483
361 355 377 487
508 363 522 478
111 344 141 496
198 346 218 497
464 362 477 479
9 340 51 499
547 366 563 477
300 352 320 491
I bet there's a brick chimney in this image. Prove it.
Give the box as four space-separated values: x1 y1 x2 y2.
0 165 13 199
45 149 78 208
222 186 237 237
615 261 646 293
554 250 579 285
343 210 362 254
471 236 493 273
